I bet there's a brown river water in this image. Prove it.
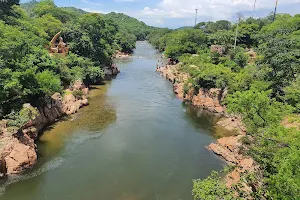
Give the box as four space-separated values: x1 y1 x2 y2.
0 41 230 200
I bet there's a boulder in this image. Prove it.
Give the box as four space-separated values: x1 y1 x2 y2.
3 137 37 174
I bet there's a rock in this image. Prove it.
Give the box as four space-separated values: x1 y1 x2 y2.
82 88 89 96
217 118 246 135
0 157 7 177
81 98 89 106
156 64 226 114
0 85 90 175
0 120 8 134
72 80 85 91
192 88 227 114
3 137 36 174
208 143 239 164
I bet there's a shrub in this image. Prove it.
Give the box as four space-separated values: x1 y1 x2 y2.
72 90 83 99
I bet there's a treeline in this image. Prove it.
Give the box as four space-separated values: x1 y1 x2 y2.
0 0 141 119
103 12 153 41
148 14 300 199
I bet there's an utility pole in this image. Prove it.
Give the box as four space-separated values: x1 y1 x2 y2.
195 9 198 27
253 0 257 18
273 0 279 21
234 13 243 52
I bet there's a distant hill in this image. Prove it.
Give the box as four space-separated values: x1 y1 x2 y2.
21 1 87 17
176 26 193 30
103 12 153 40
61 7 88 16
20 2 153 40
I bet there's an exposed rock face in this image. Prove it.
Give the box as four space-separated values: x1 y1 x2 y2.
114 50 131 59
192 88 227 114
156 64 227 114
0 80 90 175
103 65 120 80
3 137 37 174
208 118 258 194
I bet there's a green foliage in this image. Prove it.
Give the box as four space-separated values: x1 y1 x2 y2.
36 70 62 95
34 14 63 38
152 29 208 59
229 47 249 68
0 1 136 118
148 28 207 58
284 78 300 112
196 20 231 33
248 125 300 199
0 0 20 19
103 12 152 40
114 32 136 53
226 88 293 132
6 106 39 127
192 171 237 200
209 30 235 46
72 90 83 99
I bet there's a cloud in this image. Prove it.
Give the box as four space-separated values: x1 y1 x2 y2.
134 0 300 27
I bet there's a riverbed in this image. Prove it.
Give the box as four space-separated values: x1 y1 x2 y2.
0 41 229 200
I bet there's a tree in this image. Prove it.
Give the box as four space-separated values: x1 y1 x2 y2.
0 0 19 19
226 88 293 132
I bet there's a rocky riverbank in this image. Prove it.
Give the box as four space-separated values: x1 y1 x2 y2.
0 81 90 175
0 64 120 176
156 64 258 194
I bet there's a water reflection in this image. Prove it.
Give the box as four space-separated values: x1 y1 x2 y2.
183 103 233 138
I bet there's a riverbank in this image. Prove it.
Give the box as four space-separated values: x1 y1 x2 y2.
156 63 258 194
0 67 120 176
0 81 89 175
113 50 132 59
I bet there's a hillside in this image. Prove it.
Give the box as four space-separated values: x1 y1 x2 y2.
103 12 153 40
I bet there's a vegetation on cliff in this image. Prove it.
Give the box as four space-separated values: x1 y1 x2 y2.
149 14 300 199
0 0 138 121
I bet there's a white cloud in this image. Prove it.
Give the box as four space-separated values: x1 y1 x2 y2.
134 0 300 27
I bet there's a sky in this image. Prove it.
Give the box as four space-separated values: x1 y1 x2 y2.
21 0 300 28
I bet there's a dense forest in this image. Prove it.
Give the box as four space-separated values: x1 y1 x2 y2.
0 0 150 123
148 14 300 199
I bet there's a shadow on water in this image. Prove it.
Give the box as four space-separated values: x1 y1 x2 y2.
183 103 233 139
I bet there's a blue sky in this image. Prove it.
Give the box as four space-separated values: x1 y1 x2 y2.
21 0 300 28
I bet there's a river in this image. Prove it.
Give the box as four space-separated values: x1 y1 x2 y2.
0 41 229 200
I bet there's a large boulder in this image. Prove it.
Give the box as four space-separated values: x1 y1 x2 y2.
2 136 37 174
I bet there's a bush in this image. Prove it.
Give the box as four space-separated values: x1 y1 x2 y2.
226 88 294 132
36 70 62 96
6 106 39 128
72 90 83 99
192 171 236 200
